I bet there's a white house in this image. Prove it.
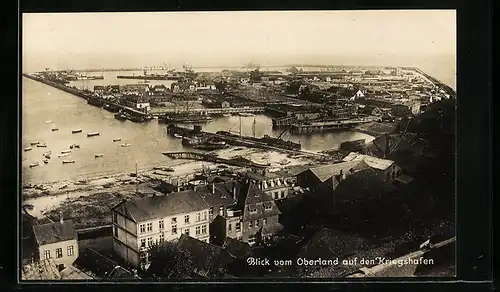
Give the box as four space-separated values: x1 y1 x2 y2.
342 152 401 181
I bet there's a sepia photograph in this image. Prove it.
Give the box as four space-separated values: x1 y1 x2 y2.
20 10 456 281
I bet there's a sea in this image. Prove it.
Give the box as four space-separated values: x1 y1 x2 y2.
22 72 375 184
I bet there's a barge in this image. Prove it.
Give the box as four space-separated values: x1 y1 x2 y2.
87 97 104 107
159 113 212 124
87 132 100 137
72 129 83 134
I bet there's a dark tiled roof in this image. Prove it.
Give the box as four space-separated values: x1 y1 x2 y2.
222 237 251 259
32 221 77 246
242 184 281 221
197 181 241 208
114 191 209 223
178 234 234 277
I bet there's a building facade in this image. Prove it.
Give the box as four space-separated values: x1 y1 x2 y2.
111 191 210 268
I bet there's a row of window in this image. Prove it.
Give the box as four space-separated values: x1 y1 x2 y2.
138 212 208 234
43 246 74 260
208 206 225 217
139 225 208 248
228 219 267 232
271 190 286 200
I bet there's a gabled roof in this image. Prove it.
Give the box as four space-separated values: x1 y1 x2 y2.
242 184 281 221
32 220 77 246
197 181 241 208
222 237 252 259
113 191 209 223
305 160 368 183
342 152 395 171
178 234 234 278
21 259 61 280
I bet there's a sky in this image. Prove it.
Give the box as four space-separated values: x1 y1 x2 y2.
22 10 456 73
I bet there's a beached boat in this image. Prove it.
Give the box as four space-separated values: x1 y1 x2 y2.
173 133 183 139
43 159 49 164
24 147 33 152
37 143 47 147
121 143 131 147
62 160 75 164
87 132 100 137
30 141 40 145
58 153 70 158
113 138 121 142
61 150 72 154
95 154 104 158
72 129 83 134
45 120 53 124
52 128 59 131
29 162 39 168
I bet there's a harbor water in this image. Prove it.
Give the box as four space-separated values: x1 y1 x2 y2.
22 75 374 184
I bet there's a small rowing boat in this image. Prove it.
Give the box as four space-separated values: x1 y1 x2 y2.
58 153 70 158
61 150 72 154
113 138 121 142
45 120 53 124
62 160 75 164
24 147 33 152
72 129 83 134
52 128 59 131
43 159 49 164
95 154 104 158
44 154 51 159
120 143 131 147
29 162 39 168
87 132 100 137
30 141 39 145
37 143 47 147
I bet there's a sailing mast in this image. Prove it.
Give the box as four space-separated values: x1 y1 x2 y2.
239 116 242 138
252 118 256 138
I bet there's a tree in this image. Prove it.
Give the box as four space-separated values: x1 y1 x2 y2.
143 241 195 280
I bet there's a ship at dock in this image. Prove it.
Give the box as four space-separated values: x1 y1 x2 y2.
159 113 212 124
103 103 120 113
181 137 228 150
87 96 103 107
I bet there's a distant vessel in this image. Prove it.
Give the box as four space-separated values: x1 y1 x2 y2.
30 141 39 145
173 133 183 139
121 143 131 147
37 143 47 148
113 138 122 142
95 154 104 158
61 150 72 154
43 159 49 164
72 129 83 134
45 120 53 124
52 128 59 131
58 153 70 158
62 160 75 164
24 147 33 152
44 153 51 159
29 162 39 168
87 132 100 137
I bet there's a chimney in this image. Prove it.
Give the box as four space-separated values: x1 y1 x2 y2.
59 211 63 224
339 169 344 181
212 182 215 194
232 183 237 201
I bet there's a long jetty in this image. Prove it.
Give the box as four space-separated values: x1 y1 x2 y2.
162 152 269 169
22 73 148 117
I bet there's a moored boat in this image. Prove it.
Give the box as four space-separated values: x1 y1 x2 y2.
58 153 70 158
37 143 47 147
29 162 39 168
24 147 33 152
43 159 49 164
61 150 72 154
120 143 131 147
113 138 122 142
30 141 40 145
44 154 51 159
52 128 59 131
62 160 75 164
114 112 127 121
45 120 53 124
72 129 83 134
95 154 104 158
87 132 100 137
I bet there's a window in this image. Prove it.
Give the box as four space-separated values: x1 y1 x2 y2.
228 223 232 232
236 222 241 232
196 226 201 235
209 207 213 216
280 191 285 198
248 235 256 245
56 248 63 258
255 220 259 227
113 213 117 223
159 220 164 230
172 225 177 235
249 206 257 213
171 217 177 224
67 246 74 256
114 226 118 237
140 224 146 234
43 250 51 259
159 233 164 243
273 192 278 200
203 211 207 220
147 222 153 232
184 228 190 236
219 206 224 216
196 212 201 222
249 221 253 228
147 237 153 247
202 225 207 235
265 204 272 211
263 218 267 225
140 239 146 248
184 215 190 224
